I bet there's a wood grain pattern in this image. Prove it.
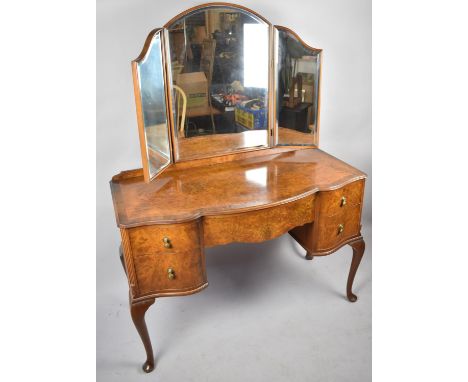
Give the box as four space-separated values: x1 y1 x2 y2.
127 221 207 298
204 194 315 247
277 127 317 146
318 180 364 216
130 248 207 297
170 145 310 170
120 228 140 298
177 130 268 161
314 204 361 251
129 221 202 254
288 178 365 255
110 148 366 227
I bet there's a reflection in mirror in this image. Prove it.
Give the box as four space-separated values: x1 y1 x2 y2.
275 27 321 146
135 30 171 180
167 6 270 160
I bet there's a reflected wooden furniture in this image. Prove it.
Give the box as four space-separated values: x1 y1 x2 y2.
200 38 217 132
279 102 313 133
112 2 367 374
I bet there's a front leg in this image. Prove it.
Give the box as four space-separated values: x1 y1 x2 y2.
130 297 156 372
346 237 365 302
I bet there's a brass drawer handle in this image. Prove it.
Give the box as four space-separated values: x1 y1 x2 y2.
163 237 172 248
340 196 347 207
167 268 175 280
338 224 344 234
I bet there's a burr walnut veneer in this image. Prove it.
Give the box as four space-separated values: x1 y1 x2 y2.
110 2 367 373
111 148 366 372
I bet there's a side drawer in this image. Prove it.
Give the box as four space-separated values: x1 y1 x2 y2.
319 180 364 217
131 248 207 296
125 221 207 297
313 204 362 252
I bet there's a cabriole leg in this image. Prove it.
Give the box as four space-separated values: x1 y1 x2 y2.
346 238 365 302
130 298 156 373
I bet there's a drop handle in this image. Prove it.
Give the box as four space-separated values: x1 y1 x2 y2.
163 237 172 248
340 196 347 207
167 268 175 280
338 224 344 234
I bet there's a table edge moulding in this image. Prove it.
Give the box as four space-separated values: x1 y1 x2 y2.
109 2 367 373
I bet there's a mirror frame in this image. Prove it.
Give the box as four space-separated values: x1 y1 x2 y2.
164 3 274 162
132 28 173 182
131 3 322 182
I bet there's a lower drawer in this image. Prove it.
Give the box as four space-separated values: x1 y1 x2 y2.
131 248 207 296
314 204 361 251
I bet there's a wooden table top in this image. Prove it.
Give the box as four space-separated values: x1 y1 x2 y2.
111 148 366 227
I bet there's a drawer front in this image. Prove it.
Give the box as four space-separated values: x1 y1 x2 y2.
314 204 361 251
129 221 201 255
131 249 206 296
203 194 315 247
319 180 364 217
127 221 206 297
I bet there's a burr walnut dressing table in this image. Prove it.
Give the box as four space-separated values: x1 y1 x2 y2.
110 3 367 373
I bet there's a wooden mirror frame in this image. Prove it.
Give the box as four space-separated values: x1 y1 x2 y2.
131 2 322 182
132 28 173 182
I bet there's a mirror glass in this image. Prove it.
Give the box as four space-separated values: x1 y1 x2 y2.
136 30 171 179
167 6 270 160
275 28 321 146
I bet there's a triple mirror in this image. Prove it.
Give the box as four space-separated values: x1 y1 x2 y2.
132 4 321 181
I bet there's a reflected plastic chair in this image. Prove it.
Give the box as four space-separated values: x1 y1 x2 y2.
173 84 187 138
200 38 217 134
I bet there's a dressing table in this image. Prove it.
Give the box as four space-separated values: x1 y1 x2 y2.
110 3 367 373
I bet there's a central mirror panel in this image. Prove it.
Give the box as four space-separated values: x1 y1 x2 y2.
166 6 270 161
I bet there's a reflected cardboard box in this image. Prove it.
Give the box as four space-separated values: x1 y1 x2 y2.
176 72 208 109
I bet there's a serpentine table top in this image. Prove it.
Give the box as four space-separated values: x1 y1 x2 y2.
111 148 366 227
